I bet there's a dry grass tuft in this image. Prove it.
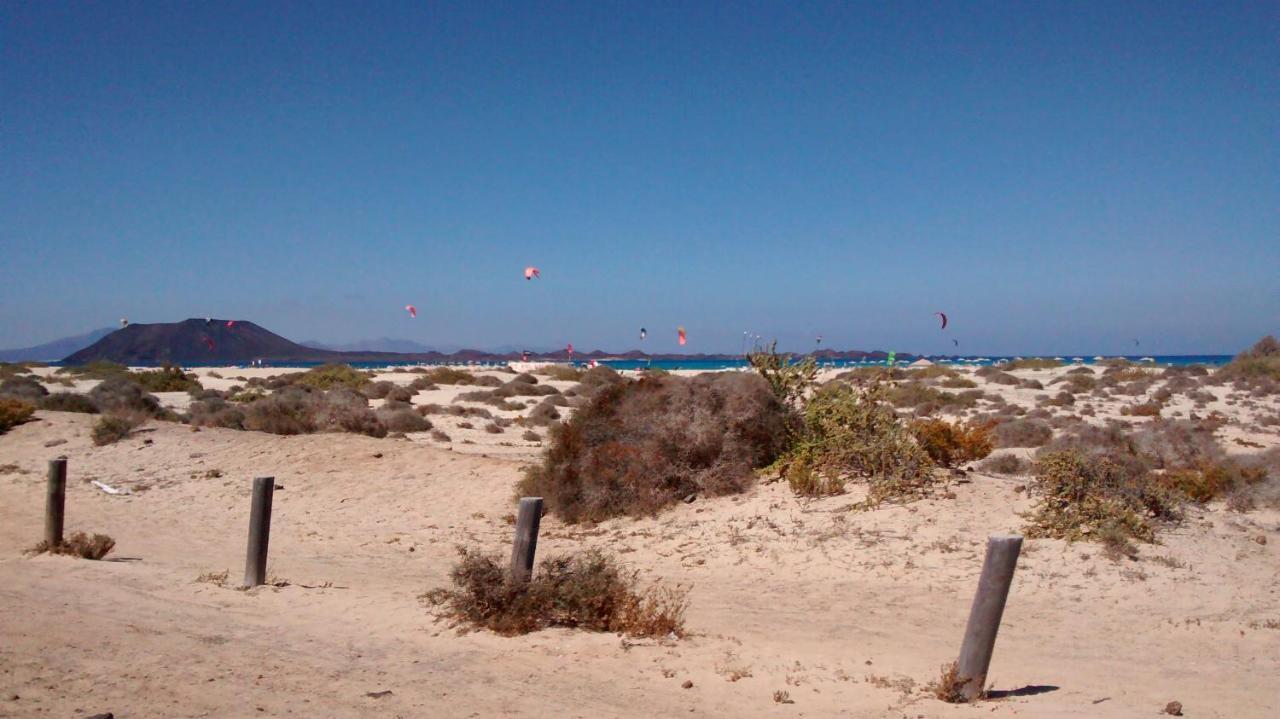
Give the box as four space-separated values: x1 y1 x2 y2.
929 661 969 703
425 547 687 637
0 398 36 433
909 419 994 468
91 412 146 445
30 531 116 560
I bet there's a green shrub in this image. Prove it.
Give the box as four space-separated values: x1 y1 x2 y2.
780 382 935 506
92 413 145 445
129 364 201 392
425 547 687 637
0 398 36 433
242 386 386 437
520 372 792 523
58 361 129 380
1003 358 1062 370
748 341 817 406
1024 451 1180 543
420 367 477 385
39 393 99 414
537 365 582 382
294 364 372 390
1216 335 1280 382
909 419 994 468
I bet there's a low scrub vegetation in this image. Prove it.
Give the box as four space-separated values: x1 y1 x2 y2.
909 419 994 468
779 382 935 504
29 531 116 560
1215 336 1280 391
129 364 201 392
92 413 146 445
1024 451 1178 544
994 418 1052 448
536 365 581 382
425 547 687 637
0 376 48 401
1003 358 1062 370
88 378 165 417
748 341 817 406
294 364 373 390
979 453 1028 475
418 367 478 385
0 398 36 433
519 372 791 523
39 393 100 413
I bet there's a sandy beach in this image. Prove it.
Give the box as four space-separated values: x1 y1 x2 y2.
2 362 1277 718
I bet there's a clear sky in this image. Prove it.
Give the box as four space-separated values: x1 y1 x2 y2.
3 1 1276 356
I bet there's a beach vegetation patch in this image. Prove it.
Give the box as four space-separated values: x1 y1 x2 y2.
294 363 373 390
0 376 49 401
29 531 116 560
39 393 100 414
909 419 994 468
92 412 146 445
993 418 1052 448
425 547 687 638
0 398 37 433
748 341 817 407
1003 358 1063 370
129 364 201 392
778 381 936 506
418 367 477 385
520 372 792 523
88 377 166 417
536 365 582 382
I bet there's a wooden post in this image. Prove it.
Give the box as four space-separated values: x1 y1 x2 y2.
242 477 275 588
45 458 67 549
956 533 1022 701
509 497 543 583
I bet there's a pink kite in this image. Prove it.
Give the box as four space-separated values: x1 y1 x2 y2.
566 342 574 357
677 327 687 346
226 320 236 328
405 305 417 319
203 337 215 351
524 266 541 281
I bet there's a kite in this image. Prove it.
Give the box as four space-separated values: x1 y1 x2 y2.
405 305 417 319
524 266 541 281
640 327 647 341
566 342 574 358
816 335 823 347
226 320 237 328
935 312 948 330
886 351 896 366
119 318 128 328
952 339 959 348
203 337 215 351
677 327 687 346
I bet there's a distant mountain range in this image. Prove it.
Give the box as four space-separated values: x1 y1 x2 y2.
0 327 116 362
46 319 908 365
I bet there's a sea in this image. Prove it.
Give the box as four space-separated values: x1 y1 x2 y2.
231 354 1233 372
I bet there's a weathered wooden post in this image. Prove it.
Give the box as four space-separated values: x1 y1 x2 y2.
242 477 275 588
509 497 543 583
45 458 67 549
956 533 1023 701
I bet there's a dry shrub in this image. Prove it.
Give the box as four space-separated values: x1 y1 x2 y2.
0 376 48 401
420 367 477 385
408 376 439 392
537 365 582 381
187 397 246 429
484 421 504 434
781 382 934 505
92 412 145 445
30 531 116 560
520 372 792 523
909 419 994 468
909 365 960 381
1040 391 1075 407
88 377 165 417
929 661 969 703
1067 366 1095 375
362 381 397 399
994 418 1052 448
1019 378 1045 390
941 376 977 389
429 429 451 442
39 393 100 414
377 407 432 433
242 387 386 437
1025 451 1181 543
522 429 540 442
426 547 687 637
979 453 1028 475
576 365 624 392
385 385 415 403
496 380 559 398
58 360 129 380
527 398 563 426
975 367 1020 385
885 381 943 409
0 362 39 380
0 398 36 433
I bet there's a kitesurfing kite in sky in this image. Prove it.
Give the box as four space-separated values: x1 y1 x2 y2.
405 305 417 319
678 327 687 346
524 266 541 281
935 312 948 330
226 320 237 328
639 327 647 341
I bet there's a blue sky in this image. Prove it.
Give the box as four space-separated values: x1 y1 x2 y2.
3 1 1276 356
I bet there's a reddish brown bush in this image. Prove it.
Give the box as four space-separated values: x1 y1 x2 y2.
910 419 995 468
0 398 36 433
519 373 793 523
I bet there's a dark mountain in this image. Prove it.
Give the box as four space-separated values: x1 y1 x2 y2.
0 327 116 362
62 319 912 365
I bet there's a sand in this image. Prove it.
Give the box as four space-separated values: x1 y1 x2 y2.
2 364 1278 717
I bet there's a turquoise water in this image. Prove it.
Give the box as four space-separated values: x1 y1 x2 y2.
296 354 1232 372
